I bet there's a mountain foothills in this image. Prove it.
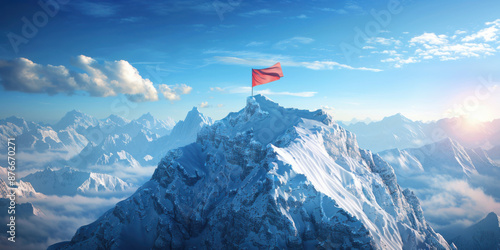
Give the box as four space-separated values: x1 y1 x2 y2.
52 96 450 249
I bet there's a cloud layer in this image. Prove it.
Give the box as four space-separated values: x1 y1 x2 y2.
0 56 191 102
376 19 500 68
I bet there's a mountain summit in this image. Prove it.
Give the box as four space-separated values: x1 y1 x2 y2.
451 212 500 249
52 95 450 249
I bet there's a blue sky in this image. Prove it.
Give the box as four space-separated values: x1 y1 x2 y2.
0 0 499 124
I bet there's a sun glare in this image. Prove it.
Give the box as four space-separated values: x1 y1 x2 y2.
467 107 494 123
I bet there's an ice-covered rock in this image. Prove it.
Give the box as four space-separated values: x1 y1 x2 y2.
52 95 450 249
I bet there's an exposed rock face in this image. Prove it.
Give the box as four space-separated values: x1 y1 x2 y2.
52 95 450 249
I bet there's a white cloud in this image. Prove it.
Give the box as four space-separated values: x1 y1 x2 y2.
246 41 264 47
319 8 348 14
199 101 209 108
73 1 117 17
217 104 224 108
239 9 280 17
210 87 225 92
275 36 314 49
410 33 448 45
229 86 316 97
158 83 192 101
301 61 382 72
419 177 500 233
0 56 159 102
379 19 499 68
367 37 401 46
321 105 335 111
415 42 495 59
213 55 382 72
461 19 500 42
462 26 499 42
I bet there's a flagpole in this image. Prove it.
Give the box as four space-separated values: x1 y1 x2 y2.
251 86 253 97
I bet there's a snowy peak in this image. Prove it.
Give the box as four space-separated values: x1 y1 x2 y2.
381 113 412 124
21 167 132 196
103 114 130 126
2 116 29 129
134 112 174 136
137 112 155 122
185 106 212 126
57 95 450 249
54 109 99 131
170 107 212 136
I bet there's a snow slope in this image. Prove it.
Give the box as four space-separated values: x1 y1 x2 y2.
53 95 449 249
21 167 132 196
0 167 40 199
451 212 500 249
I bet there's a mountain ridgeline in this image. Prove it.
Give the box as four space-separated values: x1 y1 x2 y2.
51 95 450 249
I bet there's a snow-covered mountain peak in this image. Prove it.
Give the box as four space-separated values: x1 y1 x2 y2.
210 95 334 145
3 115 28 126
54 109 98 131
21 167 132 196
55 95 449 249
137 112 155 121
381 113 412 124
104 114 130 126
185 106 212 125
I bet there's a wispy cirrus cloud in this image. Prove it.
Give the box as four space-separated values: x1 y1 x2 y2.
72 1 118 17
376 19 500 68
239 9 280 17
207 50 382 72
224 86 316 97
318 0 364 15
367 37 402 46
246 41 265 47
275 36 314 49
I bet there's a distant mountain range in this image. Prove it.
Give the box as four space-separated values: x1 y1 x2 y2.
339 114 500 153
21 167 133 196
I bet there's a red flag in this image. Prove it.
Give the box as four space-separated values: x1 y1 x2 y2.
252 62 283 87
